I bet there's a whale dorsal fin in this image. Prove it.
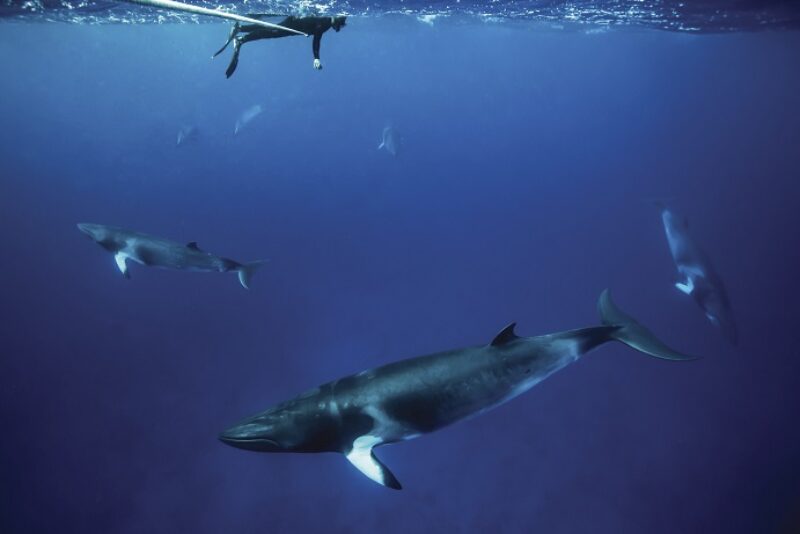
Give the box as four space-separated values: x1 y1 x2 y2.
186 241 200 250
491 323 518 346
345 435 402 490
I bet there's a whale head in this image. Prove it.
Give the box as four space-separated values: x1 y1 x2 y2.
77 223 106 241
78 222 117 246
78 223 126 253
219 415 285 452
659 206 688 233
219 393 338 453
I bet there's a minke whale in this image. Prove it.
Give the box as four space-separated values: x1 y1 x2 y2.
176 125 198 146
657 204 737 344
378 126 400 156
234 104 263 135
78 223 267 289
220 290 694 489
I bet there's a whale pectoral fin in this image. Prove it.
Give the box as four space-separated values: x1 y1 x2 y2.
674 275 694 296
114 252 130 279
345 436 402 490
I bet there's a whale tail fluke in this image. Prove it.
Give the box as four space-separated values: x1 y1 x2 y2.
237 260 269 290
598 289 697 361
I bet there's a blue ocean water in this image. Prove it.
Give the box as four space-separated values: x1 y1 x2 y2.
1 3 800 533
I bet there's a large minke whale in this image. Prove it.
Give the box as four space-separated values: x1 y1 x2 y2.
220 290 694 489
78 223 267 289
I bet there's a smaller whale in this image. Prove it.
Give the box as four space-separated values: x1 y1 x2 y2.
657 204 737 344
378 126 400 156
234 104 264 135
78 223 267 289
176 125 198 146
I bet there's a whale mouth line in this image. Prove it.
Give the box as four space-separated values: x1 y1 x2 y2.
218 434 280 448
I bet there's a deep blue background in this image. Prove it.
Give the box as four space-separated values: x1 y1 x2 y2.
1 19 799 533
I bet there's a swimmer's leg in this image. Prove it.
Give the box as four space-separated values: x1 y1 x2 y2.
212 22 239 58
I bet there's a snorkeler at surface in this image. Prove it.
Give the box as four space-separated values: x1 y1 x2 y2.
213 15 348 78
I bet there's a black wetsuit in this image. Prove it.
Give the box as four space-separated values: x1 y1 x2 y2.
215 15 345 78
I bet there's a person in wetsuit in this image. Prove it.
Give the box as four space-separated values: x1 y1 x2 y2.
213 15 347 78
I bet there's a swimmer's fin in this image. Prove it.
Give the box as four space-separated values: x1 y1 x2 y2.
212 23 239 58
226 41 241 78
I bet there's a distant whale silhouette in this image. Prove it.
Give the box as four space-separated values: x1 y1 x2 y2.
657 203 738 344
78 223 267 289
176 125 198 146
378 126 400 156
220 290 694 489
234 104 263 135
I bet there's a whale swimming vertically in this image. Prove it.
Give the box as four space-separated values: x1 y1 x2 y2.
657 204 738 344
234 104 264 135
378 126 400 156
78 223 267 289
220 290 694 489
